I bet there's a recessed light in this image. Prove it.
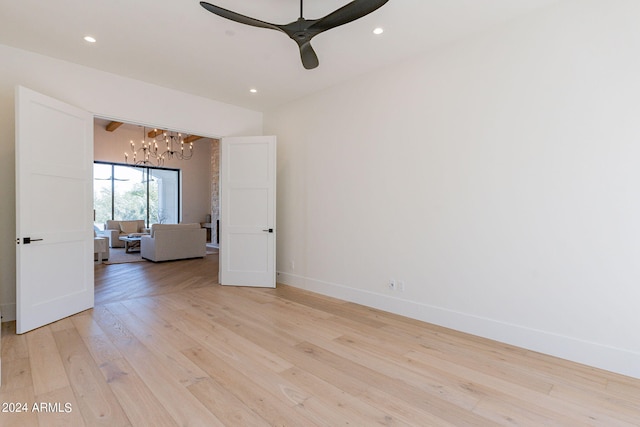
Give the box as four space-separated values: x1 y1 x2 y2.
373 27 384 35
249 88 257 93
84 36 97 43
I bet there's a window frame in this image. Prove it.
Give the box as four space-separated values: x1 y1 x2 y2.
93 161 181 227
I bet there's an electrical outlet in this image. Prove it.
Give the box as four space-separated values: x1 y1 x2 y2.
398 281 405 292
290 260 295 270
388 279 396 290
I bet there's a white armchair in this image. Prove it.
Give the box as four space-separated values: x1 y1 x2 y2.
94 236 109 262
103 220 148 248
141 223 206 262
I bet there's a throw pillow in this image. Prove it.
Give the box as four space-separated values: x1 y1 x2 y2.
120 221 139 234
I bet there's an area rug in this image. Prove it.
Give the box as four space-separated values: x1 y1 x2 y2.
102 248 144 264
102 247 218 264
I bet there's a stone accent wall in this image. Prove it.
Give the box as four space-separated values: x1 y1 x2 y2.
210 139 220 244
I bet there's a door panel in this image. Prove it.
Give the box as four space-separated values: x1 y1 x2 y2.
16 86 94 334
219 136 276 287
229 189 269 225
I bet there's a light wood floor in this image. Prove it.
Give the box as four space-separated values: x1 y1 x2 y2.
1 255 639 426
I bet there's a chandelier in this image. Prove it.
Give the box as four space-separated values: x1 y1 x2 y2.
125 127 193 167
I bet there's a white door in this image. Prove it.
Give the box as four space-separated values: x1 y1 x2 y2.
219 136 276 287
15 86 94 334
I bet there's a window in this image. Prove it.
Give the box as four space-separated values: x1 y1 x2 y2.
94 162 180 229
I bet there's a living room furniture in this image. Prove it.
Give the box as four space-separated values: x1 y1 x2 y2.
94 236 109 263
103 220 149 248
119 236 142 253
201 222 212 242
141 223 206 262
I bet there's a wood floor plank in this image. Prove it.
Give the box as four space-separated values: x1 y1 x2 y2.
182 346 319 426
279 365 420 426
188 291 305 349
35 385 86 427
53 327 131 426
0 357 32 392
69 314 175 425
118 297 204 351
323 314 416 356
280 366 457 427
606 378 640 405
70 314 123 367
90 305 223 426
49 317 77 333
2 254 639 426
189 291 496 426
405 348 630 426
1 322 29 361
378 316 613 397
292 341 499 426
549 383 640 425
471 394 579 426
0 385 39 427
172 308 295 374
102 302 209 387
99 358 178 427
26 326 69 395
404 340 555 394
171 310 343 426
187 378 272 427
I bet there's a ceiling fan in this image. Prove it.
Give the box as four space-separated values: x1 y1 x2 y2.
200 0 389 69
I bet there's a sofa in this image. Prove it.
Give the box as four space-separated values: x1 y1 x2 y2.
102 220 149 248
141 223 206 262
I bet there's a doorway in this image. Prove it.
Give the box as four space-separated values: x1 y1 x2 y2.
92 118 221 302
93 118 219 233
16 87 275 333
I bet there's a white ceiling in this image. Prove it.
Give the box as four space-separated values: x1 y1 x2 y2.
0 0 558 112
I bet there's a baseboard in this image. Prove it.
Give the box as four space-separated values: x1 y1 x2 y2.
0 303 16 322
276 271 640 379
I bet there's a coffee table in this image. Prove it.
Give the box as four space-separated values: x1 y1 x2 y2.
119 236 142 253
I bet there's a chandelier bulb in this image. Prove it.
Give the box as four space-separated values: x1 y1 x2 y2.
124 127 195 166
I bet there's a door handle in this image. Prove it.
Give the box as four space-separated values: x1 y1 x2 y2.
262 228 274 233
23 237 44 244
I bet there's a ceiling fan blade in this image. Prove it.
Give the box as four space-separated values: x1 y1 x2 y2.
310 0 389 33
299 42 319 70
200 2 282 31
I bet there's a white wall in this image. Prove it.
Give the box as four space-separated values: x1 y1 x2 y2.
266 0 640 379
0 43 262 321
94 122 213 225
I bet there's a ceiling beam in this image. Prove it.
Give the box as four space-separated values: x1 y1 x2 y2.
105 121 123 132
147 128 164 138
184 135 203 144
